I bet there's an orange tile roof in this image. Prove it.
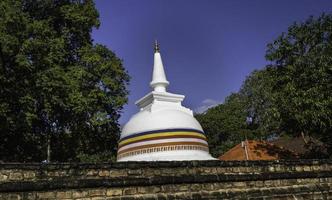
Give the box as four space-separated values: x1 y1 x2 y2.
219 140 297 161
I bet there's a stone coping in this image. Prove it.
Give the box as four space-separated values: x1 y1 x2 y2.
0 159 330 170
1 171 332 192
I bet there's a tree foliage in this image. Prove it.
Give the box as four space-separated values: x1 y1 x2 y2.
264 14 331 138
196 93 259 157
0 0 129 162
239 68 281 136
197 13 332 158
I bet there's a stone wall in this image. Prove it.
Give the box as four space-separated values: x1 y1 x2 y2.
0 160 331 199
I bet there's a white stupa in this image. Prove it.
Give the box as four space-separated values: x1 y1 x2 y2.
117 41 215 161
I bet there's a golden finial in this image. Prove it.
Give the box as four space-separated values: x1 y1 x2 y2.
154 40 160 53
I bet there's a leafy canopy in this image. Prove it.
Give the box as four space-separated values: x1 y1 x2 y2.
197 13 332 158
264 14 332 137
0 0 129 162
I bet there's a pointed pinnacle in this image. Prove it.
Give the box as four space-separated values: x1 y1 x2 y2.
154 40 160 53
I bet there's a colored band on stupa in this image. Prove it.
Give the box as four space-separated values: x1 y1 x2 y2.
119 128 206 146
117 128 209 160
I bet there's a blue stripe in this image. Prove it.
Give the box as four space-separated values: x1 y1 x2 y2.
119 128 205 142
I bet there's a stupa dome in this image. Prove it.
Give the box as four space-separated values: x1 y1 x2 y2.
121 109 203 139
117 41 215 161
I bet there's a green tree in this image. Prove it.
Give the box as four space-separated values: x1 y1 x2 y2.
238 14 332 157
0 0 129 162
196 93 259 157
240 68 281 137
198 14 332 157
265 14 332 149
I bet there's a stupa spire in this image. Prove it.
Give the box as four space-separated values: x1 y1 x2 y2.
150 40 169 92
154 40 160 53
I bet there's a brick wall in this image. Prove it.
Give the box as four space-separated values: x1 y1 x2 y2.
0 160 331 199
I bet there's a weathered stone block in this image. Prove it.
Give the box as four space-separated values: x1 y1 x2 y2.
143 169 154 177
216 167 226 173
23 171 35 179
22 192 36 200
233 167 241 172
255 181 264 187
303 166 311 171
174 192 191 199
47 171 56 176
109 170 126 177
106 197 121 200
87 169 99 176
140 194 157 200
123 187 137 195
264 180 275 187
215 182 232 189
56 191 72 199
127 169 142 175
89 189 106 197
9 172 23 180
156 193 167 200
37 192 56 199
56 170 71 177
98 170 110 177
91 197 106 200
137 186 161 194
295 166 303 172
246 181 256 187
312 165 320 171
2 194 22 200
274 165 283 172
321 164 329 171
186 168 198 174
73 190 88 198
233 181 247 188
237 167 249 173
120 196 138 200
160 168 174 175
268 166 275 172
190 184 201 191
106 189 122 196
0 173 8 181
201 183 214 191
178 185 190 191
161 185 178 192
199 167 211 174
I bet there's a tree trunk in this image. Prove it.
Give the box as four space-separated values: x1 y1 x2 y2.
301 131 308 144
47 135 51 162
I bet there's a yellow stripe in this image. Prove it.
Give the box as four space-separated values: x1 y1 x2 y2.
119 131 206 146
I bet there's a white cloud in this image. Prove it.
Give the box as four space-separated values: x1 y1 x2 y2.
202 99 219 105
194 98 222 114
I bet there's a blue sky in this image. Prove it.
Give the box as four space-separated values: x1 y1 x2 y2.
92 0 332 124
